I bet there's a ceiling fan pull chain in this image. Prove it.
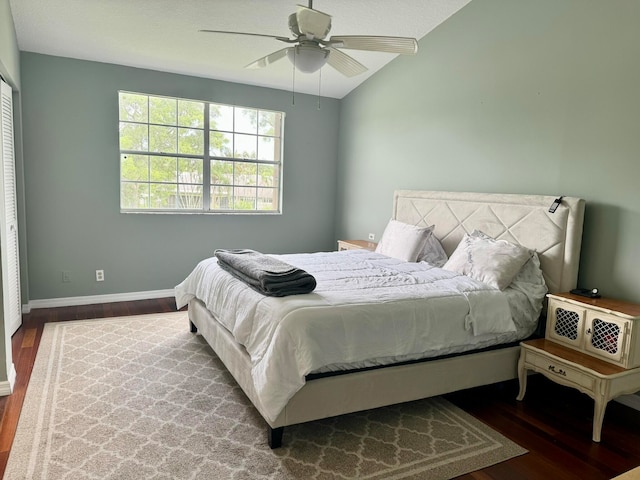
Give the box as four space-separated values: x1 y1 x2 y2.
317 67 322 110
292 52 296 106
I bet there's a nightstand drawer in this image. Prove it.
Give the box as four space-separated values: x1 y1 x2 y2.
527 350 595 391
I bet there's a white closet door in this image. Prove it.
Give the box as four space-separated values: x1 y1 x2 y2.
0 80 22 336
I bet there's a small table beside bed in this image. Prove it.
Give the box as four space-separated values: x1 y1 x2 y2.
175 190 586 448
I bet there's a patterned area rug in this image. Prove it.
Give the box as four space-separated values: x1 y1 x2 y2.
6 312 526 479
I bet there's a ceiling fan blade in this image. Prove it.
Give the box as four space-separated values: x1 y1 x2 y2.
328 35 418 55
245 48 290 69
199 30 294 43
296 5 332 39
326 48 367 77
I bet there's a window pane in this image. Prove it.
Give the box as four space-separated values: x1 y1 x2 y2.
150 156 177 182
121 154 149 181
235 107 258 134
257 187 278 211
258 164 278 187
149 96 177 126
120 91 282 213
149 125 177 153
121 182 150 209
211 160 233 185
119 93 148 123
210 132 233 158
178 128 204 155
258 111 281 136
178 100 204 128
178 184 203 209
257 136 278 161
210 104 233 132
211 186 233 209
234 187 256 210
234 162 257 186
178 158 203 184
119 123 148 151
150 183 178 209
234 134 257 159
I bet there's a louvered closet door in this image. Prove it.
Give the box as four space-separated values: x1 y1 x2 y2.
0 80 22 336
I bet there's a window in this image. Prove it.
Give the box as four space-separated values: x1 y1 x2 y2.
118 92 284 213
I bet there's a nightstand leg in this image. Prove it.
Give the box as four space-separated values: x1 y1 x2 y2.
516 351 527 401
592 394 608 442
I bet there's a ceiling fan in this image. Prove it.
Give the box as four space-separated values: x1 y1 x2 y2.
200 1 418 77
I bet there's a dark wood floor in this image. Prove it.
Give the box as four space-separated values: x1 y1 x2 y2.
1 298 639 479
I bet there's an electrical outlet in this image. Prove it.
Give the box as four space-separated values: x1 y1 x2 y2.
62 271 71 283
96 269 104 282
368 233 375 241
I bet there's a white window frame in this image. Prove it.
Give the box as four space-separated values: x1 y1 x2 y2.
118 91 284 214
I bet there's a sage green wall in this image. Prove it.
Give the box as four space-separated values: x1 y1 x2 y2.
337 0 640 303
21 53 340 300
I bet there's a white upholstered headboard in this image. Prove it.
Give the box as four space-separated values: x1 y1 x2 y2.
393 190 585 294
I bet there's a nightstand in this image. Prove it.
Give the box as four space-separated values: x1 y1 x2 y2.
337 239 377 251
517 293 640 442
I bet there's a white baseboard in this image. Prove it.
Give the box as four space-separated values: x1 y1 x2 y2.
0 363 17 397
615 393 640 412
27 289 175 310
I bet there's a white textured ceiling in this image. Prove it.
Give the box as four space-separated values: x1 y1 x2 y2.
9 0 471 99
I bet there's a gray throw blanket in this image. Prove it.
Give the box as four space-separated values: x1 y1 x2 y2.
214 249 317 297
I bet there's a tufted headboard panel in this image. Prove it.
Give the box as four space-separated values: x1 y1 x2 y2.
393 190 585 294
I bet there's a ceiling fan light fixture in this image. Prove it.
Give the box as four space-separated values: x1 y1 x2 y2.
287 44 329 73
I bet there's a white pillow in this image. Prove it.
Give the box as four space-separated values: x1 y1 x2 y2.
417 234 448 267
375 219 433 262
508 252 548 330
442 230 533 290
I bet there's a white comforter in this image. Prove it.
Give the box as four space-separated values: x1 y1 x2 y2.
175 250 533 422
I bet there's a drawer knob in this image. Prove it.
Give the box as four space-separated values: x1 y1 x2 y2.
548 365 566 376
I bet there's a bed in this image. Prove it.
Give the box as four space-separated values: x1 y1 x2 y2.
175 190 585 448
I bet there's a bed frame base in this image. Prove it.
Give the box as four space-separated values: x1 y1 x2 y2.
188 298 521 448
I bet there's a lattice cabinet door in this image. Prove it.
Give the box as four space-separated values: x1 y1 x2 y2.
584 312 631 367
547 298 585 349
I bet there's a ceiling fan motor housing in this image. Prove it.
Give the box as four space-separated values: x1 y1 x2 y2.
288 12 331 40
288 13 302 37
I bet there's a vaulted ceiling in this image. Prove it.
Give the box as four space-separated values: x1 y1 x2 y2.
9 0 471 98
